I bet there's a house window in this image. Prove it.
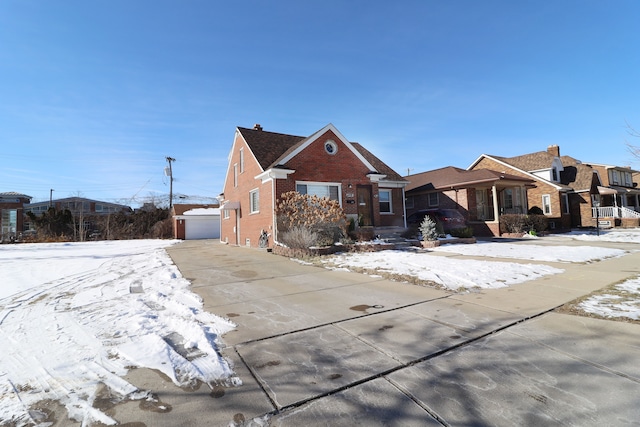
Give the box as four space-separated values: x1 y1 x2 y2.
611 170 620 185
428 192 439 207
562 193 570 214
249 189 259 214
405 196 414 209
296 182 340 203
624 172 632 187
239 148 244 173
1 209 17 235
234 164 238 187
503 189 514 210
542 194 551 215
552 168 558 182
223 209 230 219
379 190 392 213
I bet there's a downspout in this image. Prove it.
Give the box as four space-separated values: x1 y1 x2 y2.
271 178 278 246
401 187 407 228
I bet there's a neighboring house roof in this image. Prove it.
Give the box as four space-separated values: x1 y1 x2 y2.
0 192 32 200
406 166 532 192
470 153 571 191
172 204 220 216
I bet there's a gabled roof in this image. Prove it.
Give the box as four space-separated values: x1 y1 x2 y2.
490 150 557 172
406 166 532 192
237 124 406 183
237 127 306 170
351 143 405 182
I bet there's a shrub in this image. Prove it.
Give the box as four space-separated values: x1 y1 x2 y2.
419 216 439 241
279 226 319 249
275 191 347 247
527 214 548 233
449 226 474 238
500 214 527 234
528 206 544 215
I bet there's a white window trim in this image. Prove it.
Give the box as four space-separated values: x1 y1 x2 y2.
249 188 259 214
295 181 342 205
542 194 552 215
379 189 392 214
239 148 244 173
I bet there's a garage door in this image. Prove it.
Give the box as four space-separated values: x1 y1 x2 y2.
185 216 220 240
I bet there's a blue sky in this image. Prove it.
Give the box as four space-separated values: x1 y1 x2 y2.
2 1 639 207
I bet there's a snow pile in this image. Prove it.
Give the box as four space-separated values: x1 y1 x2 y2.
559 228 640 243
324 250 564 290
0 240 237 426
578 276 640 320
431 242 626 263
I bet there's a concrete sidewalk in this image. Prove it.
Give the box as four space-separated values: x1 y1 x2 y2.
110 239 640 426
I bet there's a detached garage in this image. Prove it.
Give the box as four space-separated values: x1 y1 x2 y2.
172 204 220 240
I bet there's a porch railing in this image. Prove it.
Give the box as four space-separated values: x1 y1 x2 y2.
592 206 640 219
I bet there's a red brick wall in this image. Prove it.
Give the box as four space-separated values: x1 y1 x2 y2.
222 129 406 247
221 133 275 247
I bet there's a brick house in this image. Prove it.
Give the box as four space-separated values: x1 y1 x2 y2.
219 124 407 248
0 192 32 242
469 145 640 230
405 167 534 236
588 163 640 227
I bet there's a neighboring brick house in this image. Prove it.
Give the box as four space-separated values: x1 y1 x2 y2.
0 192 32 241
405 166 534 236
588 163 640 227
469 145 640 229
25 197 132 233
219 123 407 248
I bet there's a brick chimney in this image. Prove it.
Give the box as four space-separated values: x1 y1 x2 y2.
253 123 263 131
547 145 560 157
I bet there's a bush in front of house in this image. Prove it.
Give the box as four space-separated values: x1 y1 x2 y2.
500 213 549 235
449 226 474 238
527 214 548 234
275 191 348 247
419 216 439 241
279 226 319 249
500 214 527 234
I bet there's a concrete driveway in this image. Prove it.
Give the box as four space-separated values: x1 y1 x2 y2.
110 238 640 426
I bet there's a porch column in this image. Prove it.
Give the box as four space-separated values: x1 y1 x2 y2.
491 185 500 221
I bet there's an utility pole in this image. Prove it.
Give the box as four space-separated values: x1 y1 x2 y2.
165 157 175 209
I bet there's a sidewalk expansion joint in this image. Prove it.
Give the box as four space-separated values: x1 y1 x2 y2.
241 301 566 423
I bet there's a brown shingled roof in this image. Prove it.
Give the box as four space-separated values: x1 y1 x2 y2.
406 166 532 192
351 143 406 182
238 127 306 170
237 125 405 181
492 150 556 171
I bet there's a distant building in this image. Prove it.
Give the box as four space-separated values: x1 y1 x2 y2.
0 192 32 241
24 197 132 236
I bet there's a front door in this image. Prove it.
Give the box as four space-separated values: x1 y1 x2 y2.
357 185 374 226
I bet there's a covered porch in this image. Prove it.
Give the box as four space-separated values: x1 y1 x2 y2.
591 186 640 225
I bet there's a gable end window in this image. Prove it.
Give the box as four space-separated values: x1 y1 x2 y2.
428 192 439 207
379 189 392 213
249 189 259 214
239 148 245 173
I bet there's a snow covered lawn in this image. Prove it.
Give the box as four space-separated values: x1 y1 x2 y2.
0 240 237 426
